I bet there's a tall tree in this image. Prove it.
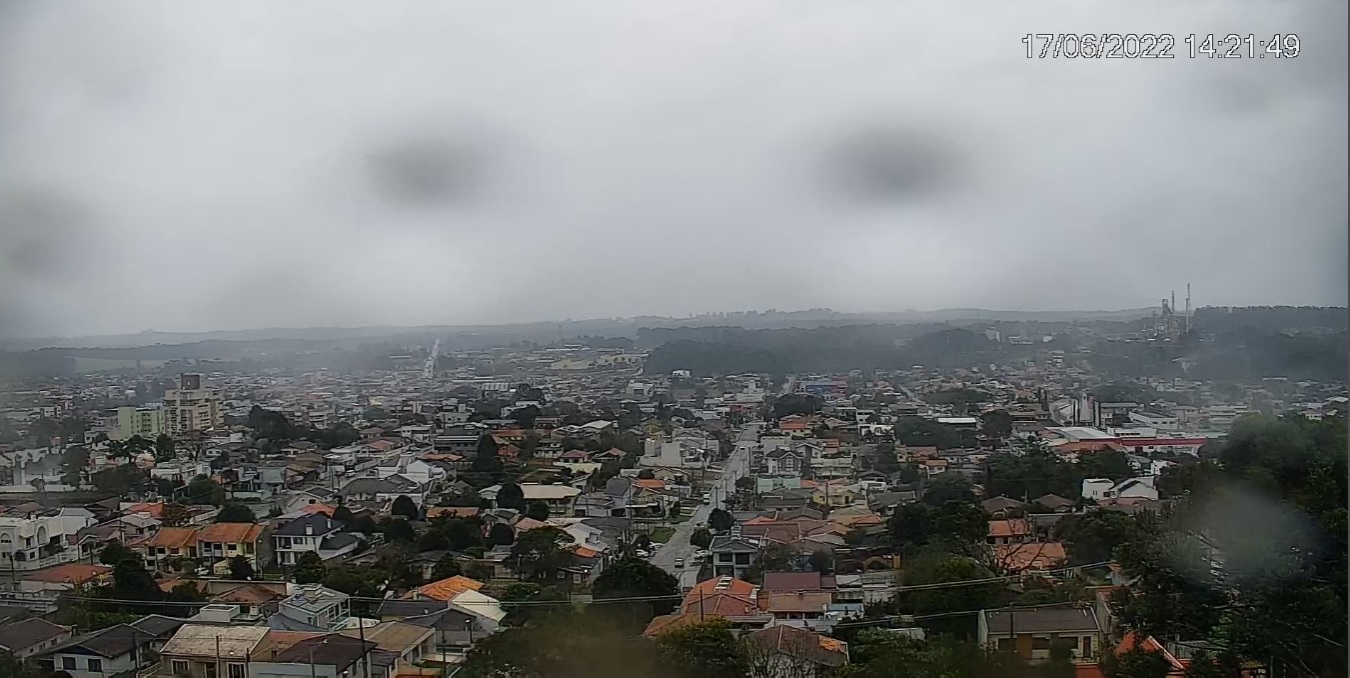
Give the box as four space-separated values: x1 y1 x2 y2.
526 500 550 522
154 433 176 462
496 483 526 511
292 551 327 585
228 555 255 580
214 502 255 523
655 618 748 678
509 526 574 581
708 508 734 532
391 495 419 520
487 522 515 546
592 556 680 624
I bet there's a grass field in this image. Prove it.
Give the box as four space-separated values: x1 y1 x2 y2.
650 527 676 543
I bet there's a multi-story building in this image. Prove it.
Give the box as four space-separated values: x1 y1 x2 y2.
162 373 223 436
112 406 165 441
276 584 351 631
0 508 97 572
271 514 359 566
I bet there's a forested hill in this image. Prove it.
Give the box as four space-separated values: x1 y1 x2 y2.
641 326 1043 376
642 308 1348 381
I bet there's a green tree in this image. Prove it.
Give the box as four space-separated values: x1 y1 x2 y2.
892 548 1005 638
708 508 734 532
324 564 386 598
591 556 680 624
1054 509 1157 566
509 526 574 581
1102 647 1172 678
154 433 176 462
292 551 327 584
430 554 462 580
228 555 255 580
0 651 42 678
1110 415 1347 678
184 475 224 505
62 444 90 487
689 527 713 549
391 495 419 520
655 618 748 678
215 501 255 523
332 505 354 523
471 435 503 477
417 529 450 552
98 542 136 567
526 500 550 522
496 483 526 511
160 502 192 527
460 608 663 678
734 476 755 493
383 518 416 543
980 409 1014 440
807 550 833 573
487 522 515 546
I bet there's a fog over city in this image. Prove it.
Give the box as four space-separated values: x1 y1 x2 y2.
0 1 1345 337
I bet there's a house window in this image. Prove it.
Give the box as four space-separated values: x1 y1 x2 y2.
62 657 76 670
1058 636 1079 651
172 660 189 675
1083 636 1093 657
1032 636 1052 651
205 662 218 678
228 663 247 678
87 658 103 672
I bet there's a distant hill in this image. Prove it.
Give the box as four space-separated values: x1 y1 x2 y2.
0 306 1159 350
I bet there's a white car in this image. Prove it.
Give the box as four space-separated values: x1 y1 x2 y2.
674 558 685 569
693 549 710 560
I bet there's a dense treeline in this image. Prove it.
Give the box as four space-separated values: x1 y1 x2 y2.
1112 414 1346 677
1192 305 1347 335
643 326 1035 376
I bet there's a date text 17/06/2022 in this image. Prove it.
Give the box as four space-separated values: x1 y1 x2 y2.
1022 33 1301 59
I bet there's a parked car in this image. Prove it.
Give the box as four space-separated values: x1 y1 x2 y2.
674 558 685 569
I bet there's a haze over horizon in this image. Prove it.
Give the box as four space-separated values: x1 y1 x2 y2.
1 1 1345 337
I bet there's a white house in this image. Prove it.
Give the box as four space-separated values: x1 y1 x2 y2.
0 508 97 572
1081 477 1159 502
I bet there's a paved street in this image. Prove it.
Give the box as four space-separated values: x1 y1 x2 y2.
649 422 760 588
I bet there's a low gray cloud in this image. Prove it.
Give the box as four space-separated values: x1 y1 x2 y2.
0 1 1344 337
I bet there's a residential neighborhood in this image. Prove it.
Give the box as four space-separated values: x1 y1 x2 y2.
0 299 1342 678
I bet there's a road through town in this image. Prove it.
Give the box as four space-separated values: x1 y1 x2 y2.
649 423 760 589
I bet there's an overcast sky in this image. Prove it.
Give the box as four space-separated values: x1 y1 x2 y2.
0 1 1345 337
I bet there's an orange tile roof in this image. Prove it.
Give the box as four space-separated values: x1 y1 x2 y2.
686 577 757 600
993 542 1067 571
987 519 1032 538
570 545 602 559
410 576 484 601
681 592 759 617
643 612 713 637
300 503 337 516
24 563 110 585
633 479 666 490
197 522 259 544
148 527 199 549
127 502 165 518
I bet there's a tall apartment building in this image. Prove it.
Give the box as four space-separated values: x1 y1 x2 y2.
163 373 223 436
112 406 165 441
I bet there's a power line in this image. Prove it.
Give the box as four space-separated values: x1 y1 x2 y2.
35 560 1112 610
